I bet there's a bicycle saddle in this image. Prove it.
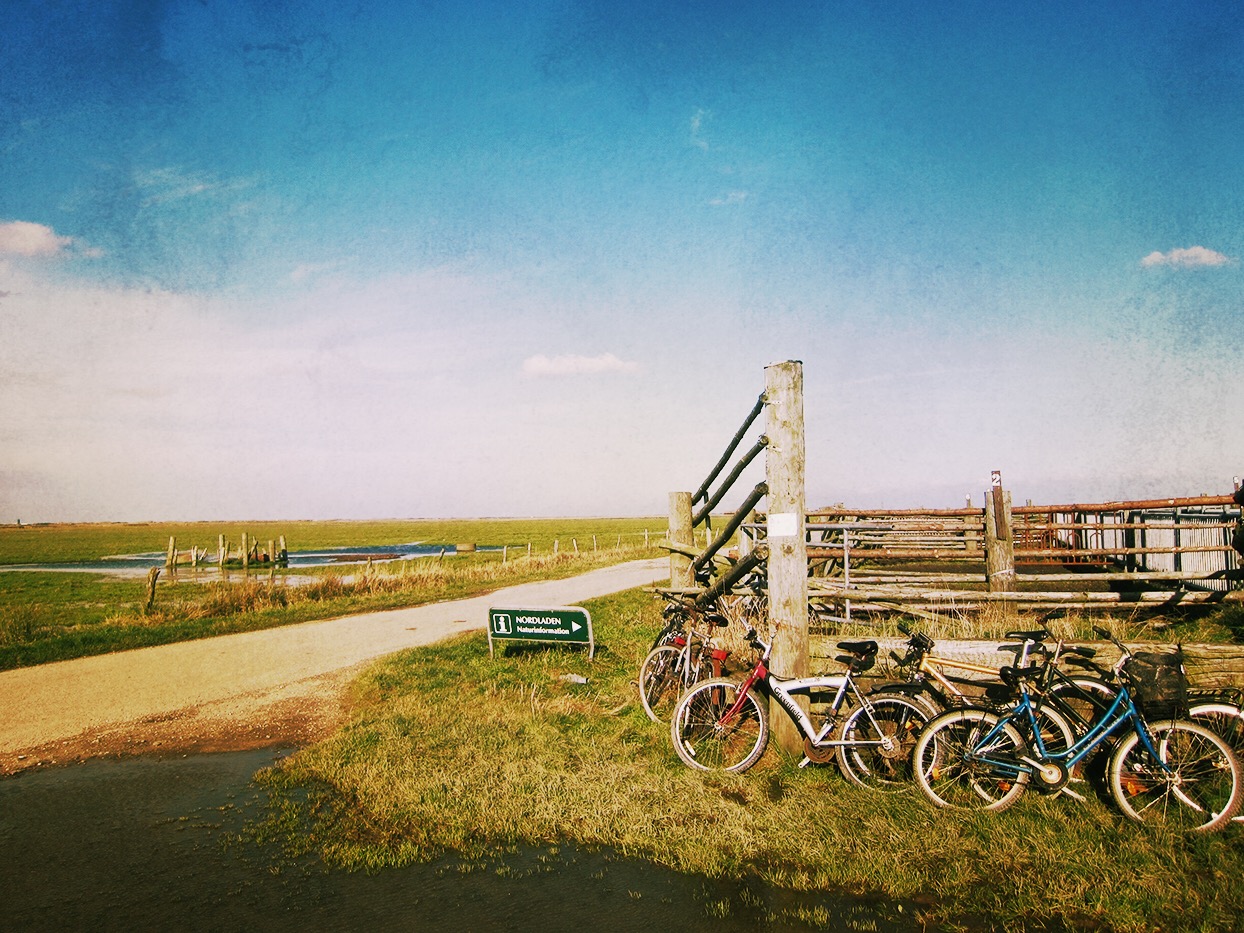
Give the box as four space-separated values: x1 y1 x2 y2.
999 664 1047 688
1005 629 1050 643
836 640 879 659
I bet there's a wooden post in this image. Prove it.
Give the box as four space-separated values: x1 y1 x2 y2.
984 471 1016 593
669 491 694 588
503 545 508 563
218 534 226 570
242 532 250 571
573 538 579 555
145 567 160 611
765 360 808 755
527 542 532 558
166 537 176 569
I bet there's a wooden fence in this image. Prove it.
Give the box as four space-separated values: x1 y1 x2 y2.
787 481 1242 617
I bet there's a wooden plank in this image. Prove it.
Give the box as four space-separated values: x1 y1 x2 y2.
811 637 1244 689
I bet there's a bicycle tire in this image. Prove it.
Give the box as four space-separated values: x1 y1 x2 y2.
638 644 708 722
1187 700 1244 757
912 707 1029 812
1108 719 1243 832
670 677 768 773
836 693 929 790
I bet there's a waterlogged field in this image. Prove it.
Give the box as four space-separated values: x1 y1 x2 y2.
0 517 666 566
256 589 1244 933
0 518 665 670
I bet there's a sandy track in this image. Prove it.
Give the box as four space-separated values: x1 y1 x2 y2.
0 558 668 774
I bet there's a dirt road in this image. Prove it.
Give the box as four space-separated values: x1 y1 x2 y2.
0 558 668 774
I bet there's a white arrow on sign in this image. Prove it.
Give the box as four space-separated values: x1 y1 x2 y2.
570 620 582 632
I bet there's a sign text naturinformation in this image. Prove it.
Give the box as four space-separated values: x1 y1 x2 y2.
488 606 594 658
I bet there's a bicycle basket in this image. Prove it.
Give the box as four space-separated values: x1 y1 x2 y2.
1122 649 1187 719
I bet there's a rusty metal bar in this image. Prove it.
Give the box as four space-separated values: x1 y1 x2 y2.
809 507 982 518
693 435 768 527
1014 544 1234 558
1012 520 1236 532
1012 494 1235 514
692 393 766 506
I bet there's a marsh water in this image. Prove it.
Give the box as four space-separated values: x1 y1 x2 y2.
0 749 923 932
0 542 486 579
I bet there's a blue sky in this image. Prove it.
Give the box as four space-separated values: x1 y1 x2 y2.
1 0 1241 522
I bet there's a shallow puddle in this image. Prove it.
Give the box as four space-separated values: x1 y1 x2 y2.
0 749 924 932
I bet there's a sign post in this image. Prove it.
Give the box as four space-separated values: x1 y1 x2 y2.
487 606 594 659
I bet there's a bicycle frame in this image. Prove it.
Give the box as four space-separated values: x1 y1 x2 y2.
719 653 885 751
971 681 1168 780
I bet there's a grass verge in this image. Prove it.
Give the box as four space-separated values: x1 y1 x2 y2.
252 588 1244 932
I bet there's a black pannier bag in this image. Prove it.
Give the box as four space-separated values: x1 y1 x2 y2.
1122 648 1188 720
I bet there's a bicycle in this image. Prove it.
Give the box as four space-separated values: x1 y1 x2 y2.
638 602 732 721
911 626 1243 832
885 623 1109 759
669 628 930 789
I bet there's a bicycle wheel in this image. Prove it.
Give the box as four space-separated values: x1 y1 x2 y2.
638 644 707 722
836 693 929 790
912 708 1029 812
1188 700 1244 758
670 677 768 773
1108 720 1242 832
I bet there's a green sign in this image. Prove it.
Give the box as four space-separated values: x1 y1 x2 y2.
488 606 594 658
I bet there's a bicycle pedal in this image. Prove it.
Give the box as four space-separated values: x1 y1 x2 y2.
798 757 811 769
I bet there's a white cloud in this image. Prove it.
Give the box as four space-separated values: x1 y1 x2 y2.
709 191 748 206
522 353 640 376
690 108 710 150
0 221 72 257
1140 246 1233 268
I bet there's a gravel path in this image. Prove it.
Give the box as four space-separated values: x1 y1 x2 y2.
0 558 668 774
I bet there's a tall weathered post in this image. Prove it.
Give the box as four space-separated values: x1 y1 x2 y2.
765 360 808 754
984 470 1016 594
668 491 694 588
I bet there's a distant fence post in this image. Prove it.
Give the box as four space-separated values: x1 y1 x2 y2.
669 491 694 588
984 470 1016 593
765 360 808 755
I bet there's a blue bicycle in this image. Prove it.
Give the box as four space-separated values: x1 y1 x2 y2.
911 627 1242 833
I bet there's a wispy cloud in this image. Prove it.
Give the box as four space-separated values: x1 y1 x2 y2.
1140 246 1233 268
289 261 341 284
134 167 252 206
0 220 72 258
522 353 640 376
690 108 710 151
709 191 748 206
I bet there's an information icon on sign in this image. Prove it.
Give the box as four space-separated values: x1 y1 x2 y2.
493 613 512 634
